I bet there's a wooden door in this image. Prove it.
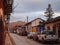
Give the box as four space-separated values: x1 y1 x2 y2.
32 27 37 32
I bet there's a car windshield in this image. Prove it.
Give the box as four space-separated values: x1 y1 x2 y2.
42 31 55 35
47 31 56 35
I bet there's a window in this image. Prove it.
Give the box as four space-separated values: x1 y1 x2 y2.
53 25 56 34
47 26 50 30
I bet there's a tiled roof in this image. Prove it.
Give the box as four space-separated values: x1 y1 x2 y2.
45 16 60 24
25 18 45 25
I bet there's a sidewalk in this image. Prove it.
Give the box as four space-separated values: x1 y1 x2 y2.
5 33 13 45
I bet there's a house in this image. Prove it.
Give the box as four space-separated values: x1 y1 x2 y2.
25 18 45 32
25 22 32 32
31 18 45 32
44 16 60 38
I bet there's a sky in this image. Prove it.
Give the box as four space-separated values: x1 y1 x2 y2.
10 0 60 22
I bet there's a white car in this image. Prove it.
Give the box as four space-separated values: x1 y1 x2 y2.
37 30 58 42
27 32 36 39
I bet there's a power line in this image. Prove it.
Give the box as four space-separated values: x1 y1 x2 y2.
54 8 60 12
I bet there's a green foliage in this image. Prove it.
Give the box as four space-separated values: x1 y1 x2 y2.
44 4 54 21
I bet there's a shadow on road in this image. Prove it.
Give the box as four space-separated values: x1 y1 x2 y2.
37 41 60 45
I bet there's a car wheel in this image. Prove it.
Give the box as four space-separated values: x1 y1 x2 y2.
33 36 38 41
55 39 59 43
41 38 45 43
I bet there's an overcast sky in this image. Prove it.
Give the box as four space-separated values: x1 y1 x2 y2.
10 0 60 22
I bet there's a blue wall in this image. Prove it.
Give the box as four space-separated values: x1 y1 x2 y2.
37 25 44 32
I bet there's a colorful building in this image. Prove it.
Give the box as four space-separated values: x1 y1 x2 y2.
44 16 60 38
31 18 44 32
25 18 45 32
37 21 45 32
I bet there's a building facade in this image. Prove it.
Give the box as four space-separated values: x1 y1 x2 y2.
44 16 60 38
25 18 44 32
31 18 44 32
25 22 32 32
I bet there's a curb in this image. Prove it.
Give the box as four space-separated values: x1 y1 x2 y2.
8 33 16 45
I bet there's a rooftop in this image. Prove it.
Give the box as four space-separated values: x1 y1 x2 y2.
45 16 60 24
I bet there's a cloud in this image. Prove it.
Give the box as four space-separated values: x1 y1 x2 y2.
10 11 60 22
13 0 60 13
10 11 47 22
10 0 60 22
22 0 47 3
54 12 60 17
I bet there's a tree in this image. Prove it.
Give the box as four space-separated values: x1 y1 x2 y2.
44 4 54 21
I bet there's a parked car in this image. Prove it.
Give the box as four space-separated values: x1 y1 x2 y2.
27 32 36 39
37 30 58 43
33 32 40 41
13 30 17 34
19 30 28 36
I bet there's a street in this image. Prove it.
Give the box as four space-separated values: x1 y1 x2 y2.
10 33 60 45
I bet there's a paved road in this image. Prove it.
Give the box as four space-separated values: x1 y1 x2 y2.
10 33 60 45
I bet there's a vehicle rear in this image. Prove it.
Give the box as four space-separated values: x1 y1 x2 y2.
27 32 36 39
37 30 58 42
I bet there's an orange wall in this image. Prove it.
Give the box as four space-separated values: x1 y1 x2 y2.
32 26 37 32
45 23 53 30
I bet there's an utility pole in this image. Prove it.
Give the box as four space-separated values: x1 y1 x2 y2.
27 16 28 23
26 16 28 32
